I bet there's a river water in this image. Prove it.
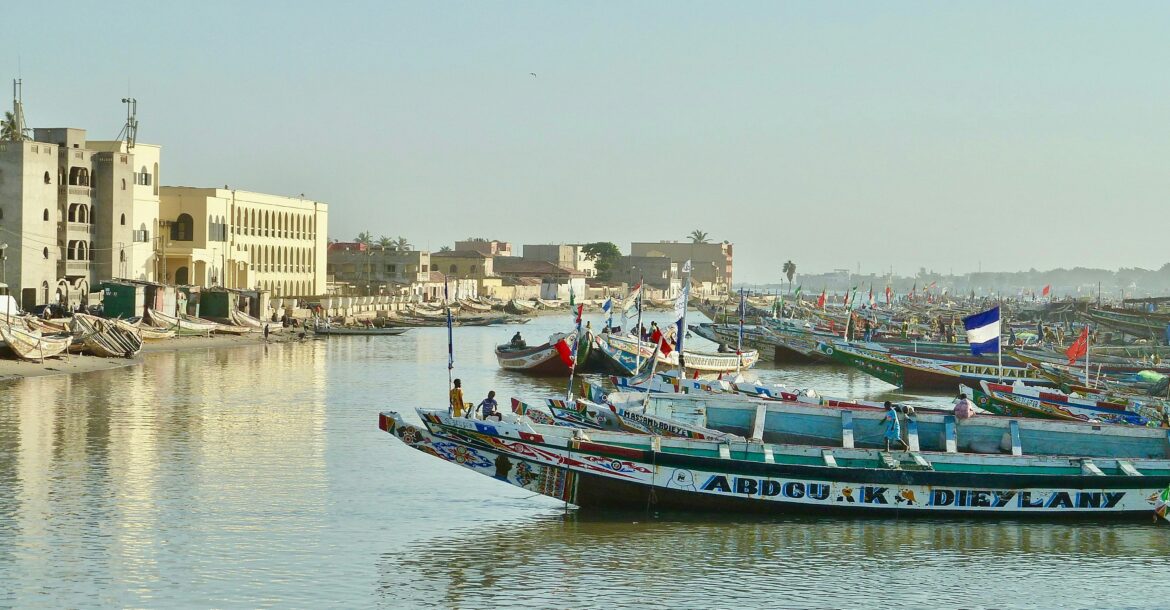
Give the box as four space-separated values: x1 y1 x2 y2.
1 312 1168 608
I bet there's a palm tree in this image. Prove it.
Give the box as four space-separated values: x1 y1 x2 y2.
376 235 394 249
688 230 709 243
394 236 412 251
355 231 374 246
782 260 796 292
439 246 452 252
1 111 22 141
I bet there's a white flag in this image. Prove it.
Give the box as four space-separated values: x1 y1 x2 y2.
681 259 692 274
674 279 690 321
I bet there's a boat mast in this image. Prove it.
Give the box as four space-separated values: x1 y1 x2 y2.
736 287 744 374
676 262 691 380
634 275 643 372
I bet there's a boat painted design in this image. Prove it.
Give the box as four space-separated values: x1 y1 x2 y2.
603 334 759 376
380 408 1170 518
313 325 409 336
968 381 1152 426
815 340 1051 391
495 332 588 376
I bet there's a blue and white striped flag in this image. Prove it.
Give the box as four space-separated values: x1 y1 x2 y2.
601 298 613 314
962 306 1000 356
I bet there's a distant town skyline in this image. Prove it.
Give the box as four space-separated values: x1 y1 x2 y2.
9 2 1170 283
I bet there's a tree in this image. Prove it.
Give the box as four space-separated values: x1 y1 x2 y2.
0 111 23 141
582 242 622 282
439 246 452 252
394 236 412 251
376 235 394 249
355 231 374 246
783 260 796 290
688 230 709 243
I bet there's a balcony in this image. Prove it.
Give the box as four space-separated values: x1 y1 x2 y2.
60 221 96 241
60 185 94 198
58 259 91 278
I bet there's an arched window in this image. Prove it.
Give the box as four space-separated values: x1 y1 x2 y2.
121 178 126 190
42 247 49 259
171 213 194 241
43 171 50 184
43 208 49 221
175 266 189 285
153 162 159 196
119 250 125 263
449 264 457 273
470 265 477 274
120 213 126 226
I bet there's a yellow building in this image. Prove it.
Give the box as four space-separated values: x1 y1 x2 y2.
158 187 328 296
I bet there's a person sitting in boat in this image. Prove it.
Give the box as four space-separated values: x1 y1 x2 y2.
953 393 976 419
479 391 501 422
510 332 526 348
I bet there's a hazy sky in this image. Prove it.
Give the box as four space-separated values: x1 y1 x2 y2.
8 2 1170 283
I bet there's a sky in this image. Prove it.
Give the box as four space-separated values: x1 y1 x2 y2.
7 1 1170 283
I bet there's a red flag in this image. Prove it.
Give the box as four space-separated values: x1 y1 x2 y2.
884 286 892 305
1042 285 1051 297
555 336 575 367
816 289 826 310
650 327 673 356
574 304 584 325
1066 327 1089 364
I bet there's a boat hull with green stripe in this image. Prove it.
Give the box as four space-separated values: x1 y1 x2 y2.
380 403 1170 519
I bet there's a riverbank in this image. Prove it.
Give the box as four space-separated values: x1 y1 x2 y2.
0 331 305 383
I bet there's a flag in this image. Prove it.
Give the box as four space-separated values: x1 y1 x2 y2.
847 286 858 311
885 286 892 305
910 282 917 299
575 303 584 326
650 325 673 356
681 259 692 274
555 335 576 367
622 281 642 312
673 278 690 353
1066 326 1089 364
794 285 802 300
1155 485 1170 523
444 280 454 370
1042 284 1051 297
962 306 1001 356
817 289 826 310
602 297 613 330
601 298 613 314
868 286 875 308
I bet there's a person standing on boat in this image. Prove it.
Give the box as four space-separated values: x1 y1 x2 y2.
881 402 905 451
449 379 466 417
510 331 526 348
478 391 501 421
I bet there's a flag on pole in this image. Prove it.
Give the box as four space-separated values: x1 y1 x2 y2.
1066 326 1089 364
817 288 826 310
674 278 690 353
885 286 892 305
681 259 692 274
868 285 875 308
1042 284 1051 297
555 335 576 367
794 285 802 300
962 306 1001 356
622 281 642 311
444 280 454 370
602 297 613 331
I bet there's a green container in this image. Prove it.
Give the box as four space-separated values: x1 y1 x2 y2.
200 290 232 318
100 282 143 319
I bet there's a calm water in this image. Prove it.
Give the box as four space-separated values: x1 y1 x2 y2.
2 312 1169 609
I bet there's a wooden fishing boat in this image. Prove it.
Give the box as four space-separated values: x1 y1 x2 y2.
1084 307 1170 340
494 332 588 376
603 334 759 376
815 340 1051 391
147 309 217 335
504 299 536 315
72 314 143 358
380 407 1170 519
312 324 409 336
228 309 264 329
0 323 71 361
967 381 1157 426
459 299 492 313
111 317 175 341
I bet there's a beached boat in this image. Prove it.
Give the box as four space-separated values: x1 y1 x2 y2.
110 317 175 341
0 323 71 361
459 299 492 313
380 407 1170 518
505 299 536 315
229 309 264 329
602 334 759 376
72 314 143 358
147 309 217 335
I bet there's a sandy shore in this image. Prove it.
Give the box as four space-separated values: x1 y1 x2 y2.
0 330 304 384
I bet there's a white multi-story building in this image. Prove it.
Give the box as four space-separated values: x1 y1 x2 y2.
159 187 328 296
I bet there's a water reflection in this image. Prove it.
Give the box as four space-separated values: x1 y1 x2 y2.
380 512 1170 609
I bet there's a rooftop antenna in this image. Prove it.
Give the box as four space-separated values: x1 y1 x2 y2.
117 97 138 149
10 79 29 141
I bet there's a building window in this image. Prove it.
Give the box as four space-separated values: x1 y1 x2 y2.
43 171 50 184
43 209 49 221
448 264 457 273
386 264 397 273
121 178 126 190
120 213 126 226
470 265 477 274
171 213 194 241
42 247 49 259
